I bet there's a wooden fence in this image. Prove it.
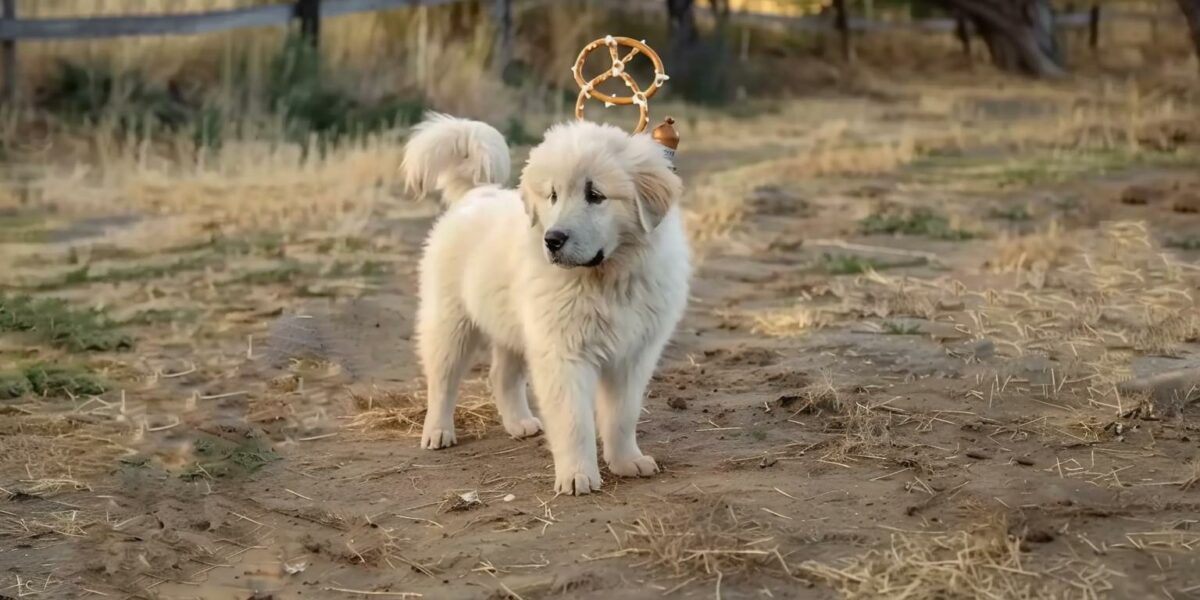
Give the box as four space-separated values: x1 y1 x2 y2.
0 0 1167 100
0 0 478 99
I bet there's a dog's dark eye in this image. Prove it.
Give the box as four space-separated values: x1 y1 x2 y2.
550 188 557 204
585 181 605 204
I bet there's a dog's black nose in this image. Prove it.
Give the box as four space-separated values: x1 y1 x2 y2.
544 230 569 252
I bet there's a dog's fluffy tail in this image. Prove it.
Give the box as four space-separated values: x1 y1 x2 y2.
401 112 511 205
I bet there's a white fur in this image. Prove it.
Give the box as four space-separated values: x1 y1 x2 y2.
403 113 690 495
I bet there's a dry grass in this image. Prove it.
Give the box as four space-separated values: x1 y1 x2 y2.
615 497 798 587
838 220 1199 414
750 305 832 337
820 399 895 464
802 516 1118 599
790 369 844 414
989 221 1078 277
1 510 94 540
0 23 1196 597
685 185 749 244
1 122 408 231
343 383 500 440
0 414 132 483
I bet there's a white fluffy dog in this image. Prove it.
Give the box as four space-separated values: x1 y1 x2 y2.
401 113 690 495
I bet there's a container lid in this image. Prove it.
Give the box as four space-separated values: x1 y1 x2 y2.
651 117 679 150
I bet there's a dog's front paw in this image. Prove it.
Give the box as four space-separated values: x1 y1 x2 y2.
503 416 543 439
554 464 602 496
608 454 659 477
421 427 457 449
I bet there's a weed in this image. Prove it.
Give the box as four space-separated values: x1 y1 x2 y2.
223 263 307 286
1166 235 1200 251
820 254 927 275
0 295 132 352
268 35 424 146
822 254 885 275
24 365 107 397
882 321 923 335
859 207 975 240
327 260 391 279
989 205 1033 221
121 308 200 326
33 256 214 290
0 364 106 399
0 371 30 399
181 435 279 479
39 61 188 135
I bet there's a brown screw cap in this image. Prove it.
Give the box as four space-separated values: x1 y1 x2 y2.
652 117 679 151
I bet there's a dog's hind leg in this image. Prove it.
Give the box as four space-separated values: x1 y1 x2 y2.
418 313 481 449
598 346 664 478
489 345 543 439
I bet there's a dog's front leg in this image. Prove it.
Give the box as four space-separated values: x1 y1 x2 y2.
598 350 661 478
528 354 602 495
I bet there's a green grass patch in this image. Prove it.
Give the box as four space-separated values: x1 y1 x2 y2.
1166 235 1200 251
36 44 425 152
0 371 31 399
327 260 391 278
989 205 1033 222
859 207 975 240
0 364 107 399
816 252 926 274
819 253 928 275
181 434 279 479
909 149 1196 190
87 232 284 263
222 263 308 286
267 36 425 147
822 254 886 275
0 295 132 352
121 308 200 326
881 321 923 335
33 256 215 290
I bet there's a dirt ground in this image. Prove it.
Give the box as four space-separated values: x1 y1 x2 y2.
2 80 1200 600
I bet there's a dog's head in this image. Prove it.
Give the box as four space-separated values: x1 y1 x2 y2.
519 120 682 269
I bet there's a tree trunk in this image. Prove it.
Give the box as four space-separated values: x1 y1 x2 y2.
935 0 1065 78
666 0 698 85
667 0 698 52
1180 0 1200 72
832 0 854 62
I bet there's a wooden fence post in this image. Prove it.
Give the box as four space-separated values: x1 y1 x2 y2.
832 0 853 63
1088 4 1100 51
491 0 511 77
954 11 972 58
295 0 320 47
2 0 15 103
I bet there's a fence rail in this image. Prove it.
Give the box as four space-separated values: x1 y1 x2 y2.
0 0 1170 100
0 0 475 99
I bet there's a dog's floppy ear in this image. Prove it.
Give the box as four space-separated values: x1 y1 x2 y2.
633 163 682 233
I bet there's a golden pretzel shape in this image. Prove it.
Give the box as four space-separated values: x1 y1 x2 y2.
572 35 669 134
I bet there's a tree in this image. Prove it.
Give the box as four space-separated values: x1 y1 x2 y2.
666 0 699 88
934 0 1065 78
666 0 699 60
1180 0 1200 72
